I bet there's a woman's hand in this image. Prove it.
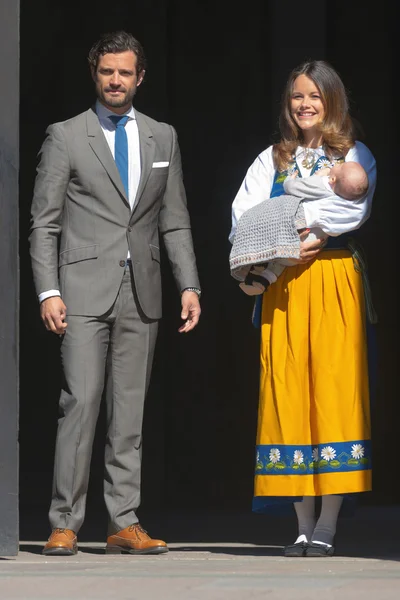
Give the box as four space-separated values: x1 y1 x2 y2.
295 231 327 264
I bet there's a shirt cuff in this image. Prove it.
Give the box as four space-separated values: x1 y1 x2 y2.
38 289 61 303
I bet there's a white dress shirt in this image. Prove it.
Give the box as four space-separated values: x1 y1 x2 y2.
39 101 141 303
229 141 377 243
95 100 141 211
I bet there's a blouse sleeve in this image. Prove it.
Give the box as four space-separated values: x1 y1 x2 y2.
229 146 275 243
302 141 377 236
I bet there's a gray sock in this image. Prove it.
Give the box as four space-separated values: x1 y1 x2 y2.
293 497 316 543
311 495 343 546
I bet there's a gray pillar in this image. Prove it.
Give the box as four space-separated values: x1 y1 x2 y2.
0 0 20 556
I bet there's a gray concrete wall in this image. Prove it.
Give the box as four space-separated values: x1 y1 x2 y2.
0 0 20 556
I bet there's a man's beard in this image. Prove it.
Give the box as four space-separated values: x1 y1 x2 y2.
97 85 136 109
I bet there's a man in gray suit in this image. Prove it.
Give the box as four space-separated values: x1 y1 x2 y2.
29 31 201 556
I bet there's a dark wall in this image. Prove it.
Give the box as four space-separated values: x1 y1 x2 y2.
18 1 398 539
0 0 19 555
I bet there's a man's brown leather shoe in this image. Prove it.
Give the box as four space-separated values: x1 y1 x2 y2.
106 523 168 555
42 528 78 556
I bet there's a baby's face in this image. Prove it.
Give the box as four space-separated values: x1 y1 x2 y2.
328 164 343 178
328 164 343 190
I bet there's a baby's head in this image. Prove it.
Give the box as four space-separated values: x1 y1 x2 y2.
328 161 369 200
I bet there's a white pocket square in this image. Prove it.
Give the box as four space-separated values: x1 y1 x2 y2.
152 161 169 168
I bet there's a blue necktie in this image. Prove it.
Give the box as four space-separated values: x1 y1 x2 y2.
109 115 129 198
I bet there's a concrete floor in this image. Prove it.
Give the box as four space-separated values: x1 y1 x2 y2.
1 506 400 600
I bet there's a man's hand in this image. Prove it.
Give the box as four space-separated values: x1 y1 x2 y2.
294 231 327 264
40 296 68 334
179 291 201 333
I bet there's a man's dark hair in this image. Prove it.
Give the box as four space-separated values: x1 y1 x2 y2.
88 31 147 74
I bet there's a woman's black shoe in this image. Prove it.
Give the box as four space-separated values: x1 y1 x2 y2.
283 541 308 557
305 542 335 557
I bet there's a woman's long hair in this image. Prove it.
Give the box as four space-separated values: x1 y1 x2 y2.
273 60 357 171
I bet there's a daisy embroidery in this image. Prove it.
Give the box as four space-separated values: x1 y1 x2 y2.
293 450 304 465
269 448 281 464
312 447 319 462
316 158 332 171
351 444 365 460
321 446 336 461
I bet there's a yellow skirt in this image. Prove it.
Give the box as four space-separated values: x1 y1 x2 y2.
254 250 371 505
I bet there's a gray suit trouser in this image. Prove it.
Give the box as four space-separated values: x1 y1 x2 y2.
49 264 158 534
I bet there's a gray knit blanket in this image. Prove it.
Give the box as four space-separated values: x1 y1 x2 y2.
229 195 306 282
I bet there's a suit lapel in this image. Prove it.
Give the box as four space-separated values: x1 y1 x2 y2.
132 110 155 218
86 107 130 207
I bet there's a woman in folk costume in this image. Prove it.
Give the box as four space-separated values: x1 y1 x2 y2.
229 60 377 557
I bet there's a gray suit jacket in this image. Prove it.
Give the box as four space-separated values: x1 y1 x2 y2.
29 107 200 319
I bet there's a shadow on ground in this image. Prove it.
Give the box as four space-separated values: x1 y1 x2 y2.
18 505 400 562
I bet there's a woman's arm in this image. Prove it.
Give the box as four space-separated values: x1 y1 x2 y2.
230 147 326 262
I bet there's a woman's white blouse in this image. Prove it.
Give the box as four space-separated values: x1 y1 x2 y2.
229 141 377 243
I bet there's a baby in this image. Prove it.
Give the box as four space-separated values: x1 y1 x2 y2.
229 161 369 295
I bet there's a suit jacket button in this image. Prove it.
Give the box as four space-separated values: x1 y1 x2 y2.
119 260 126 267
128 226 132 232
